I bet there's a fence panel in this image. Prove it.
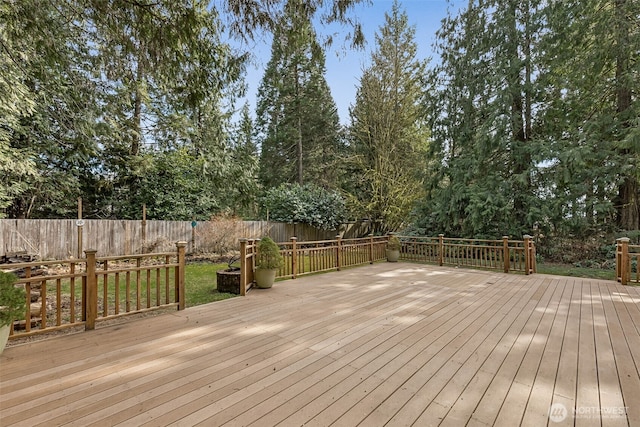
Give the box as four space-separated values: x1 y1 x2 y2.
1 219 354 260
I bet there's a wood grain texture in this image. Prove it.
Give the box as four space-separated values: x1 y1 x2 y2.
1 263 638 426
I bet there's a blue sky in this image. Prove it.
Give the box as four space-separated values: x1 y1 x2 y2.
237 0 465 124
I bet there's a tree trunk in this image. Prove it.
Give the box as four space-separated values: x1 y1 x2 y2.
614 0 638 229
618 179 639 230
131 38 145 157
297 115 303 185
508 1 531 229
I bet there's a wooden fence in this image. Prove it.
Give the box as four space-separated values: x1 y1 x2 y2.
6 242 186 340
239 234 537 294
616 238 640 285
0 219 376 260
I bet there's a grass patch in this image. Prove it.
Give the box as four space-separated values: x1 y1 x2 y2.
185 262 237 306
537 262 616 281
42 262 237 314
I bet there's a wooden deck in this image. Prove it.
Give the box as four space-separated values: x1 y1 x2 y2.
1 263 639 426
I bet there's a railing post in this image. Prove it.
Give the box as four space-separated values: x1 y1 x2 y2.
336 235 342 271
239 238 248 296
502 236 510 273
176 241 187 310
523 235 532 275
531 240 538 274
248 239 256 291
84 249 97 331
368 234 374 264
291 237 298 279
617 237 630 285
438 234 444 266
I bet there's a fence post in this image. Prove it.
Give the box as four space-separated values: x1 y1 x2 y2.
523 235 532 275
438 234 444 266
502 236 510 273
617 237 630 285
291 237 298 279
336 235 342 271
368 234 374 264
239 239 248 296
176 241 187 310
84 249 97 331
141 204 147 254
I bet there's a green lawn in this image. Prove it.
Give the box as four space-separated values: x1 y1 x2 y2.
47 262 237 313
184 263 238 306
42 260 626 323
536 262 616 281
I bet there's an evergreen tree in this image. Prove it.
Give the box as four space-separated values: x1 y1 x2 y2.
1 1 98 218
0 0 369 220
225 104 260 217
538 0 639 232
220 0 366 48
85 0 247 219
422 0 546 237
348 0 429 233
256 0 342 188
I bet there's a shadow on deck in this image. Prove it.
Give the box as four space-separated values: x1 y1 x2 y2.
1 263 639 426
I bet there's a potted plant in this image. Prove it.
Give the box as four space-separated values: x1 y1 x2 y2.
216 255 242 295
255 237 284 289
0 271 26 354
386 235 401 262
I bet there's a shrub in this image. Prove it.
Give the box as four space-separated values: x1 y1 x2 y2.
387 235 401 251
256 237 284 270
197 214 244 255
0 272 26 327
261 183 347 230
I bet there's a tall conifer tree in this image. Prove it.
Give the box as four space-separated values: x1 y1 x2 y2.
348 0 429 233
256 0 341 188
423 0 545 237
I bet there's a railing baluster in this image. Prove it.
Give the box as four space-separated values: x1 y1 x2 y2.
56 278 62 326
40 279 47 329
115 272 120 315
103 260 109 317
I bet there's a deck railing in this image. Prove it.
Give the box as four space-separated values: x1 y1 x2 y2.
399 234 536 274
4 242 186 340
616 238 640 285
239 234 536 293
238 235 388 293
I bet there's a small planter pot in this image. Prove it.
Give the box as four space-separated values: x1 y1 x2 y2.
216 268 241 294
255 268 277 289
0 324 10 355
386 249 400 262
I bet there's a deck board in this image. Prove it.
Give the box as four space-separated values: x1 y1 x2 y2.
1 263 638 426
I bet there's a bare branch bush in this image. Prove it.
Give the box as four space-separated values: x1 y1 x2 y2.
196 214 244 255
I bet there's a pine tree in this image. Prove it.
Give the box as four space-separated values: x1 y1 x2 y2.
348 0 429 233
226 104 260 217
256 0 342 189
